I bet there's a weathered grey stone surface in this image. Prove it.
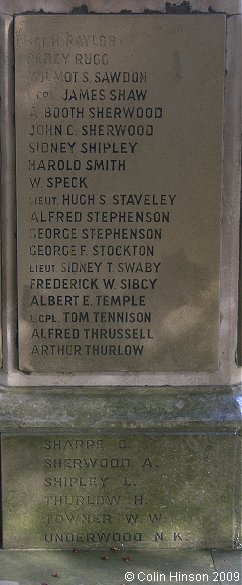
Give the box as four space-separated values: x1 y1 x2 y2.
0 270 1 370
0 582 20 585
0 386 241 550
0 0 240 391
0 0 240 556
2 430 239 549
0 550 241 585
0 386 241 431
0 1 241 16
15 14 224 374
238 184 242 364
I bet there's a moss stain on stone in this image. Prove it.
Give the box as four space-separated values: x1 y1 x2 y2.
165 1 191 14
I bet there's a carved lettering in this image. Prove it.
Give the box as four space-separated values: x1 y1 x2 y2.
16 14 223 373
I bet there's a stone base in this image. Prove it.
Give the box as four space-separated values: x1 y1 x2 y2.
0 550 241 585
0 385 241 550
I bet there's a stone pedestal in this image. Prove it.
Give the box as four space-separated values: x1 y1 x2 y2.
0 0 241 551
0 385 241 550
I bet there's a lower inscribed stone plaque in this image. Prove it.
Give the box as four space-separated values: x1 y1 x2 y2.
15 15 225 373
2 433 236 549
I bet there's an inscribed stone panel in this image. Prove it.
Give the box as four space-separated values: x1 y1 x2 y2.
15 15 225 372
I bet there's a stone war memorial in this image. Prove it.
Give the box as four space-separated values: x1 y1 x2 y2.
0 0 241 554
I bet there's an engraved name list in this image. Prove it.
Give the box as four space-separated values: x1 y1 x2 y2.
15 15 225 372
2 432 234 549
